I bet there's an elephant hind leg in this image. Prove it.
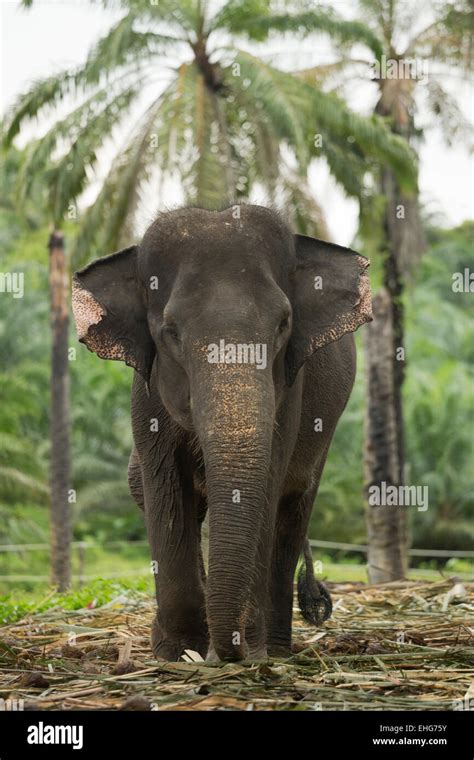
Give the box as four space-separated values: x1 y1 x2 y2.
297 539 332 625
128 446 144 511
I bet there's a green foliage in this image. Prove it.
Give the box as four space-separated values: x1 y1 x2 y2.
4 0 415 265
0 174 143 590
310 221 474 551
211 1 383 56
311 352 365 544
0 577 152 624
404 223 474 550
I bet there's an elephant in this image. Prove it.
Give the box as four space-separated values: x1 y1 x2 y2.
72 204 371 662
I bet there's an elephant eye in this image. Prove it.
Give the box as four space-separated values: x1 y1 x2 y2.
277 315 290 335
162 323 180 343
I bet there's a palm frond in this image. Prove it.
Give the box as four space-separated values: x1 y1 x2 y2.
319 136 367 199
0 466 49 501
295 58 369 87
185 69 232 207
71 93 165 266
424 80 474 148
406 4 474 70
151 63 195 184
280 170 330 239
232 51 417 192
78 11 184 85
309 90 418 192
212 3 383 57
100 98 167 247
20 84 142 222
3 12 180 147
76 480 133 512
230 50 311 167
3 72 79 147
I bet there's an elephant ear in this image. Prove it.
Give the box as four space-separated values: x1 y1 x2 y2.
285 235 372 386
72 246 155 383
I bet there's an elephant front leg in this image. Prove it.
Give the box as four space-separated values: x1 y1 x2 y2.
144 469 208 661
244 522 275 660
267 489 315 657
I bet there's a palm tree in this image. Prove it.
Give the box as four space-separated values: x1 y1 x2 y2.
48 229 72 591
4 0 415 267
364 0 472 582
0 145 72 590
295 0 472 580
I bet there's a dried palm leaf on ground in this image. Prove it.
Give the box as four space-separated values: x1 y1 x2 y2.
0 579 472 711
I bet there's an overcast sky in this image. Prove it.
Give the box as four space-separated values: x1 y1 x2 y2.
1 0 472 245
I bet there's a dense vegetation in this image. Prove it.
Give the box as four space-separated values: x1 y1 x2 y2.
316 221 474 552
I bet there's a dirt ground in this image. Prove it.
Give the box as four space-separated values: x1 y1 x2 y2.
1 578 473 711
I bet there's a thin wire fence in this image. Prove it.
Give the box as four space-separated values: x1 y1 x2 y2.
0 539 471 583
0 539 472 557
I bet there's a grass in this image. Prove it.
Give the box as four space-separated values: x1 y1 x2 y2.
0 578 152 625
1 549 472 619
1 553 472 622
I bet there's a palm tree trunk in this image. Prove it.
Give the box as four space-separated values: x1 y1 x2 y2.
48 230 71 591
363 288 407 582
363 167 409 582
363 91 424 581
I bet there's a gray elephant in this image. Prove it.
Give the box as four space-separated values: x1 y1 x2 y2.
72 204 371 662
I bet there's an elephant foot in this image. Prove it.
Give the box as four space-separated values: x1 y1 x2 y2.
247 644 268 662
151 614 208 662
205 644 218 663
245 612 267 661
267 642 291 658
297 567 333 625
205 644 247 662
206 642 267 663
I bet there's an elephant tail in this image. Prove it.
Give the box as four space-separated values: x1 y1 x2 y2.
297 538 333 625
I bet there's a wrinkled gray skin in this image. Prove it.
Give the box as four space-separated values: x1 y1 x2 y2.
72 204 371 662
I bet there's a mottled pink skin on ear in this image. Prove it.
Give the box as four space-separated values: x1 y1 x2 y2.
72 279 127 362
72 279 105 339
308 256 372 353
355 256 373 323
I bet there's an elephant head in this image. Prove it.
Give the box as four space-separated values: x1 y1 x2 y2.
72 205 371 660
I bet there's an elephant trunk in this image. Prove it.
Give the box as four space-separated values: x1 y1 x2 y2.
192 364 274 661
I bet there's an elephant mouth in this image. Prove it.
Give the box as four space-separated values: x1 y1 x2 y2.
157 378 194 431
172 407 194 432
193 464 207 497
